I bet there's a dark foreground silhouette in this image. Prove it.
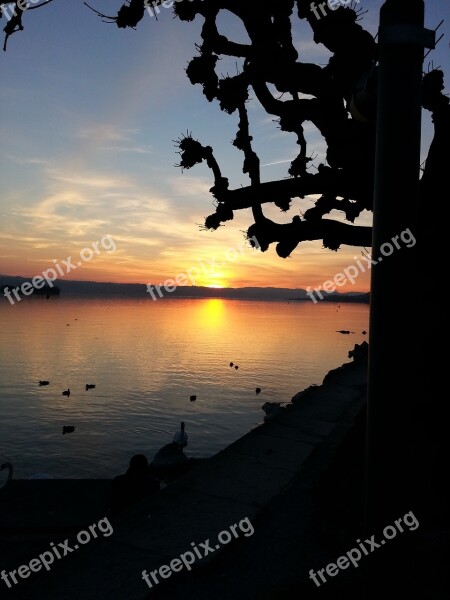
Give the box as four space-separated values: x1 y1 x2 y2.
108 453 160 515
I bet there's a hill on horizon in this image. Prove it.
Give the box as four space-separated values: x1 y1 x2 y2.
0 275 369 302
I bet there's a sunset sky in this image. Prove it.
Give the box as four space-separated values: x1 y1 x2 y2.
0 0 448 291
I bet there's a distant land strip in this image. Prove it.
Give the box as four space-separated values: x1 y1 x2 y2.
0 276 369 303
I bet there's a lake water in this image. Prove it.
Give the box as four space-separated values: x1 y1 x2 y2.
0 297 369 479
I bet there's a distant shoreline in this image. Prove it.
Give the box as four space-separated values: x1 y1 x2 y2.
1 285 369 305
0 275 369 303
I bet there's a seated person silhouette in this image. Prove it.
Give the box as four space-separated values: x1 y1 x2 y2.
108 454 160 514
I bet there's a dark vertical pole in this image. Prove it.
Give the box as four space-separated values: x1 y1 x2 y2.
365 0 433 595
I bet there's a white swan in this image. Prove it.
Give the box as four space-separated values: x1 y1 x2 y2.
262 402 283 421
173 421 188 448
0 463 52 484
0 462 13 489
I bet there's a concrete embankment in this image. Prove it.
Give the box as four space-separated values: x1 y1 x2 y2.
0 356 367 600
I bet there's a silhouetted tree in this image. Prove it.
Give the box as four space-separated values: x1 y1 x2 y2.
2 0 448 257
0 1 54 51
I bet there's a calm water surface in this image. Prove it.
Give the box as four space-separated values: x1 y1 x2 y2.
0 297 368 478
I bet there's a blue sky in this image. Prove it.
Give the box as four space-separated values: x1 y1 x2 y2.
0 0 448 290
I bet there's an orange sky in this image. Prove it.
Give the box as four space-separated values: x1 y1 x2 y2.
1 1 446 294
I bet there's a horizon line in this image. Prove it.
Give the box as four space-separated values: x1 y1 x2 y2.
0 274 369 295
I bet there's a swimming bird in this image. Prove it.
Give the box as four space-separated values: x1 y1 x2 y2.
0 462 13 489
85 384 96 390
62 389 70 397
235 365 239 370
229 362 234 367
256 387 261 395
262 402 283 421
38 380 50 386
173 422 188 448
362 330 367 335
190 395 197 402
152 443 189 474
62 426 75 435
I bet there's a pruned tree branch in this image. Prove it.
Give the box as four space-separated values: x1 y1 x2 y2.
247 216 372 257
1 0 55 51
3 0 447 263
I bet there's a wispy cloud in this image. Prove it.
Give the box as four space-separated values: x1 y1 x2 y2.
75 125 140 143
48 169 132 189
100 144 153 155
5 155 51 167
